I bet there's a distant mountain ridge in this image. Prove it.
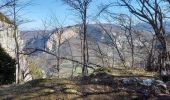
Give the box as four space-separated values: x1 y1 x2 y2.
20 23 153 78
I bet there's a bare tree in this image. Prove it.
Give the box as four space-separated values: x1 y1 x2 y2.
55 28 63 78
0 0 13 9
116 14 135 68
98 23 126 68
61 0 92 76
96 42 105 67
13 0 20 84
165 0 170 4
110 0 169 77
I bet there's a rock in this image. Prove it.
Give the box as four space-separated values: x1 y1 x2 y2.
157 83 168 94
151 80 169 94
88 72 114 84
90 78 99 83
155 80 168 93
63 88 78 94
166 81 170 92
157 83 167 90
152 85 161 95
154 80 164 85
43 88 55 93
122 78 129 85
122 77 141 86
142 79 153 86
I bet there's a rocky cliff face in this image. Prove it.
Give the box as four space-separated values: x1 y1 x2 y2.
0 15 32 83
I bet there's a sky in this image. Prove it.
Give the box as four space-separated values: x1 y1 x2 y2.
3 0 168 31
20 0 98 30
19 0 125 30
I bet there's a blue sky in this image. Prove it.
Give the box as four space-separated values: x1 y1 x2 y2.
20 0 70 30
19 0 126 30
21 0 99 30
5 0 168 30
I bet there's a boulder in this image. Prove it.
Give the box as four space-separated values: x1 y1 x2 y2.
142 79 153 86
122 77 141 86
166 81 170 92
151 80 169 95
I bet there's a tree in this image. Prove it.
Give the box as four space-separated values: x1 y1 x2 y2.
116 14 135 68
0 0 13 9
61 0 92 76
165 0 170 4
98 23 126 68
114 0 169 77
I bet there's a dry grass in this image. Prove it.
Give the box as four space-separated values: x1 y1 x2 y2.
111 68 158 77
0 79 79 100
0 78 145 100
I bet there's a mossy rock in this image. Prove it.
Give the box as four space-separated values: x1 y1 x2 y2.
63 88 78 94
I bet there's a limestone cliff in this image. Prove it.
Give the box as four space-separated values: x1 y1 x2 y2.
0 13 32 83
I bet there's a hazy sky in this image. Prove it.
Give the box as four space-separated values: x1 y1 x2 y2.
19 0 125 30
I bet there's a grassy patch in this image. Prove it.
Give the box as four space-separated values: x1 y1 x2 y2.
103 67 158 77
90 67 158 78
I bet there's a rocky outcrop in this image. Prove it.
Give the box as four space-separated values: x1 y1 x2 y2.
83 69 170 98
0 14 32 83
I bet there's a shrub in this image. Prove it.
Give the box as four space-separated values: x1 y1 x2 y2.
28 61 43 79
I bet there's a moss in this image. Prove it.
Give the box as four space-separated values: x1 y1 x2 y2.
28 61 43 79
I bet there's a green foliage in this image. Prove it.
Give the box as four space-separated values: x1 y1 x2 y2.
28 61 43 79
0 45 16 84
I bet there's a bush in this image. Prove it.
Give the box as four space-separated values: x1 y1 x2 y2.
0 45 16 84
28 61 43 79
